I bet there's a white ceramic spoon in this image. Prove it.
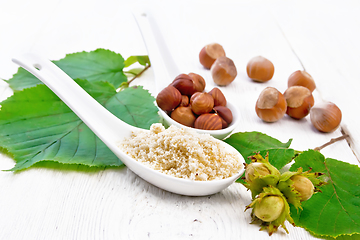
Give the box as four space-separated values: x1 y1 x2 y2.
12 53 245 196
133 10 240 140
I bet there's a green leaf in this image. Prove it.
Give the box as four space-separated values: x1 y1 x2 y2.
124 55 150 67
314 233 360 240
290 150 326 172
290 150 360 238
7 49 128 91
0 79 161 171
125 68 146 76
105 85 160 128
224 131 294 169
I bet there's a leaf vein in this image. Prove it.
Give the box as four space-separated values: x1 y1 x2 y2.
2 119 82 140
316 191 336 233
92 132 97 165
325 160 360 230
0 114 74 128
113 95 138 126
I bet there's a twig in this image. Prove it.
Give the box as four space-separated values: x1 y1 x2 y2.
314 134 350 151
127 64 151 85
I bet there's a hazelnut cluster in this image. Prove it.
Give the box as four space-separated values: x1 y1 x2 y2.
244 152 326 235
249 58 342 133
156 73 233 130
198 43 342 133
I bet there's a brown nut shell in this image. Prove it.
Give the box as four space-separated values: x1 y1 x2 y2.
210 56 237 86
194 113 222 130
288 70 316 92
170 106 196 127
171 74 196 96
213 106 233 125
208 87 227 106
284 86 314 119
156 86 182 112
199 43 226 69
255 87 287 122
246 56 274 82
188 72 206 92
190 92 214 115
310 102 342 132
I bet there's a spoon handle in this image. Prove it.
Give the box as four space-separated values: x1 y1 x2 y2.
12 53 133 145
133 10 180 94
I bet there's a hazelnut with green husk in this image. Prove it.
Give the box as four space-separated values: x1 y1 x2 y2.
245 186 294 235
243 152 281 199
277 167 326 210
243 152 326 235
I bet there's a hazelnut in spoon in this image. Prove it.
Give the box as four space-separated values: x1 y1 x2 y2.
134 11 239 140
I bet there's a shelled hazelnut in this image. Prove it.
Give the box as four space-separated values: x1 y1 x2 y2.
156 73 233 130
190 92 214 115
194 113 222 130
156 86 182 112
188 72 206 92
170 106 196 127
214 106 233 128
208 87 227 106
170 74 197 96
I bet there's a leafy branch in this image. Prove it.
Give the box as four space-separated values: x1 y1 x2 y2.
226 132 360 239
127 63 151 85
120 55 151 90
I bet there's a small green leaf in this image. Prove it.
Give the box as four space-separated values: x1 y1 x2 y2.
7 49 128 91
290 150 360 238
124 55 150 67
125 68 146 76
224 131 294 169
0 79 160 171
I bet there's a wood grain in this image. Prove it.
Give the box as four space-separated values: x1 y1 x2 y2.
0 0 359 239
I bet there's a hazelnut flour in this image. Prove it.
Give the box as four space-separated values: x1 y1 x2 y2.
118 123 242 181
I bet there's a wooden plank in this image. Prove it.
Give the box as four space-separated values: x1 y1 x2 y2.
0 0 359 239
271 1 360 163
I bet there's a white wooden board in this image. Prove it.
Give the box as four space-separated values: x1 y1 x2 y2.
0 0 359 239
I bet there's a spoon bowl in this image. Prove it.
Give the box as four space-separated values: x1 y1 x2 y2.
12 53 245 196
158 99 240 140
133 10 240 139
